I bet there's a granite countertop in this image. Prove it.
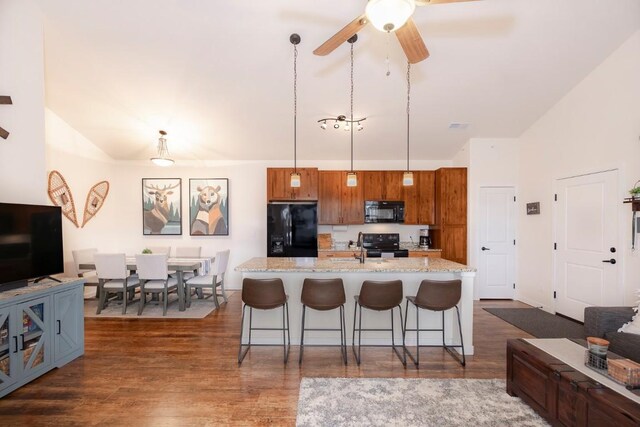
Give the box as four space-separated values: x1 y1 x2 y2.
0 277 83 301
235 257 475 273
318 243 441 252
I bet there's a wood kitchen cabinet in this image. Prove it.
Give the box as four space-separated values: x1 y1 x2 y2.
318 171 364 225
266 168 318 202
432 168 467 264
416 171 435 225
363 171 403 201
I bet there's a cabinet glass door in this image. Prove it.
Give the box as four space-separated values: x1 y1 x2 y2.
0 309 16 391
18 297 50 376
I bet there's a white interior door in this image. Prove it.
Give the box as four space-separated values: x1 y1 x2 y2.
478 187 516 299
555 170 620 322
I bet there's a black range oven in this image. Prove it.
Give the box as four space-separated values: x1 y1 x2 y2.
362 233 409 258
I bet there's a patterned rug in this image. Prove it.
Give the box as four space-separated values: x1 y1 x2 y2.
296 378 548 427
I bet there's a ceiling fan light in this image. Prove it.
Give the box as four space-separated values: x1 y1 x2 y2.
346 172 358 187
290 172 301 188
365 0 416 33
403 171 414 186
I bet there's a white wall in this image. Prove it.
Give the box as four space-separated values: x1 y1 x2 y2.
0 0 46 205
517 31 640 310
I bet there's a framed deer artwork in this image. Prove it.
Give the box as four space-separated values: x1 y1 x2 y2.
189 178 229 236
142 178 182 235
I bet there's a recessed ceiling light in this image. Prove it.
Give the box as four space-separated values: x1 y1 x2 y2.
448 123 469 130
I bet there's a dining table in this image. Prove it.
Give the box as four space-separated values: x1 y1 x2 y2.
79 257 213 311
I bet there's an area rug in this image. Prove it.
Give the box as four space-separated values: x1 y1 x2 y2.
83 292 233 319
484 308 585 339
296 378 548 427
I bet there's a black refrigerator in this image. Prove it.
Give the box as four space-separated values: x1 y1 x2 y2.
267 203 318 257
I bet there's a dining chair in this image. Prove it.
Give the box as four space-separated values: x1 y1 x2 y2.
171 246 202 281
72 248 100 298
136 254 178 316
147 246 171 256
185 249 230 309
175 246 202 258
94 253 140 314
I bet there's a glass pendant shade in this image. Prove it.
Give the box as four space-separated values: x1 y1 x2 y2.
365 0 416 33
403 171 414 186
346 172 358 187
290 172 301 188
150 131 174 166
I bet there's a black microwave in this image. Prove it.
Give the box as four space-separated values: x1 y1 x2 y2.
364 201 405 223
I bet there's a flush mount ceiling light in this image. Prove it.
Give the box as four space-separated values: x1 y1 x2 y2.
318 115 366 131
366 0 415 33
150 130 174 167
290 33 302 188
403 62 414 186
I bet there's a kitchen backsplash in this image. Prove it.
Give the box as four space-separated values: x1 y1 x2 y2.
318 224 430 246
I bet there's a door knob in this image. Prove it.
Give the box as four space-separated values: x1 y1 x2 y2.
602 259 617 264
481 247 490 251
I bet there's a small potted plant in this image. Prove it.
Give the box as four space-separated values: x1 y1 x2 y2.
630 186 640 200
142 248 152 254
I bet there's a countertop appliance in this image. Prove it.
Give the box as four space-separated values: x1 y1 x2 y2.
419 228 432 249
362 233 408 258
267 202 318 257
364 201 404 224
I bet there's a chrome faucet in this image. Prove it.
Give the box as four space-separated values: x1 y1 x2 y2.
354 232 365 263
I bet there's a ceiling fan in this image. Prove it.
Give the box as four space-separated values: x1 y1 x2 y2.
313 0 479 64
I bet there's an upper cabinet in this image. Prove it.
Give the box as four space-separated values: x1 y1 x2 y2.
362 171 403 201
318 171 364 225
416 171 435 225
266 168 318 202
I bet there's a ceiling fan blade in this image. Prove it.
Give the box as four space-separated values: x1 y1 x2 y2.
395 18 429 64
313 14 368 56
416 0 480 5
0 126 9 140
0 96 12 105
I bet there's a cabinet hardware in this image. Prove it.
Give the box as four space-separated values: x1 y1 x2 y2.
12 336 18 353
19 334 25 351
57 320 61 335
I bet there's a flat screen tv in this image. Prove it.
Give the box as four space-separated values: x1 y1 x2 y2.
0 203 63 285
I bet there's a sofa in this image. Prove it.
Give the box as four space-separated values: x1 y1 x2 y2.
584 306 640 363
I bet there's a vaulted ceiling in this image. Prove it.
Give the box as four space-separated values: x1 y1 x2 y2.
35 0 640 161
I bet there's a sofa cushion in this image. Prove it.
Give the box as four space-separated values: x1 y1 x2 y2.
604 331 640 364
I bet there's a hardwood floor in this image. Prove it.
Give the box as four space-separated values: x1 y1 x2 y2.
0 295 532 426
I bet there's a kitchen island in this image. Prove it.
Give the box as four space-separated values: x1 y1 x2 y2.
235 257 476 355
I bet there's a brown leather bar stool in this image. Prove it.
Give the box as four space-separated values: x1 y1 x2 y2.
238 278 290 365
404 279 465 367
352 280 406 366
299 278 347 365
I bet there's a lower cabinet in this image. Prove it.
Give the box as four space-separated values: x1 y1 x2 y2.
0 280 84 398
408 251 442 258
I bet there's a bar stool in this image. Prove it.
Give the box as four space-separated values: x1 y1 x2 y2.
352 280 406 366
299 278 347 365
238 278 290 365
404 279 465 367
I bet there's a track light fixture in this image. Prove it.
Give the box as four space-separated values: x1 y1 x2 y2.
318 114 367 131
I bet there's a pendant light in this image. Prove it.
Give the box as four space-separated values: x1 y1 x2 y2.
346 35 358 187
150 130 174 167
289 34 302 188
403 62 414 186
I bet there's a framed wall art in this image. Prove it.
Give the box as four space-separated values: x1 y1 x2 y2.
189 178 229 236
142 178 182 235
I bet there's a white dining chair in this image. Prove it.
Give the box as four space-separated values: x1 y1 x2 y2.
175 246 201 258
94 253 140 314
186 249 230 309
136 254 178 316
72 248 100 298
146 246 171 256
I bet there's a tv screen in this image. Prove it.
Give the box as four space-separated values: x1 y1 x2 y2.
0 203 63 284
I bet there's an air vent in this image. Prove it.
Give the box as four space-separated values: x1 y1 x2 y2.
448 123 469 130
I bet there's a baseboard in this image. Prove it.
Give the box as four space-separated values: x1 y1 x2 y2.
516 296 551 312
